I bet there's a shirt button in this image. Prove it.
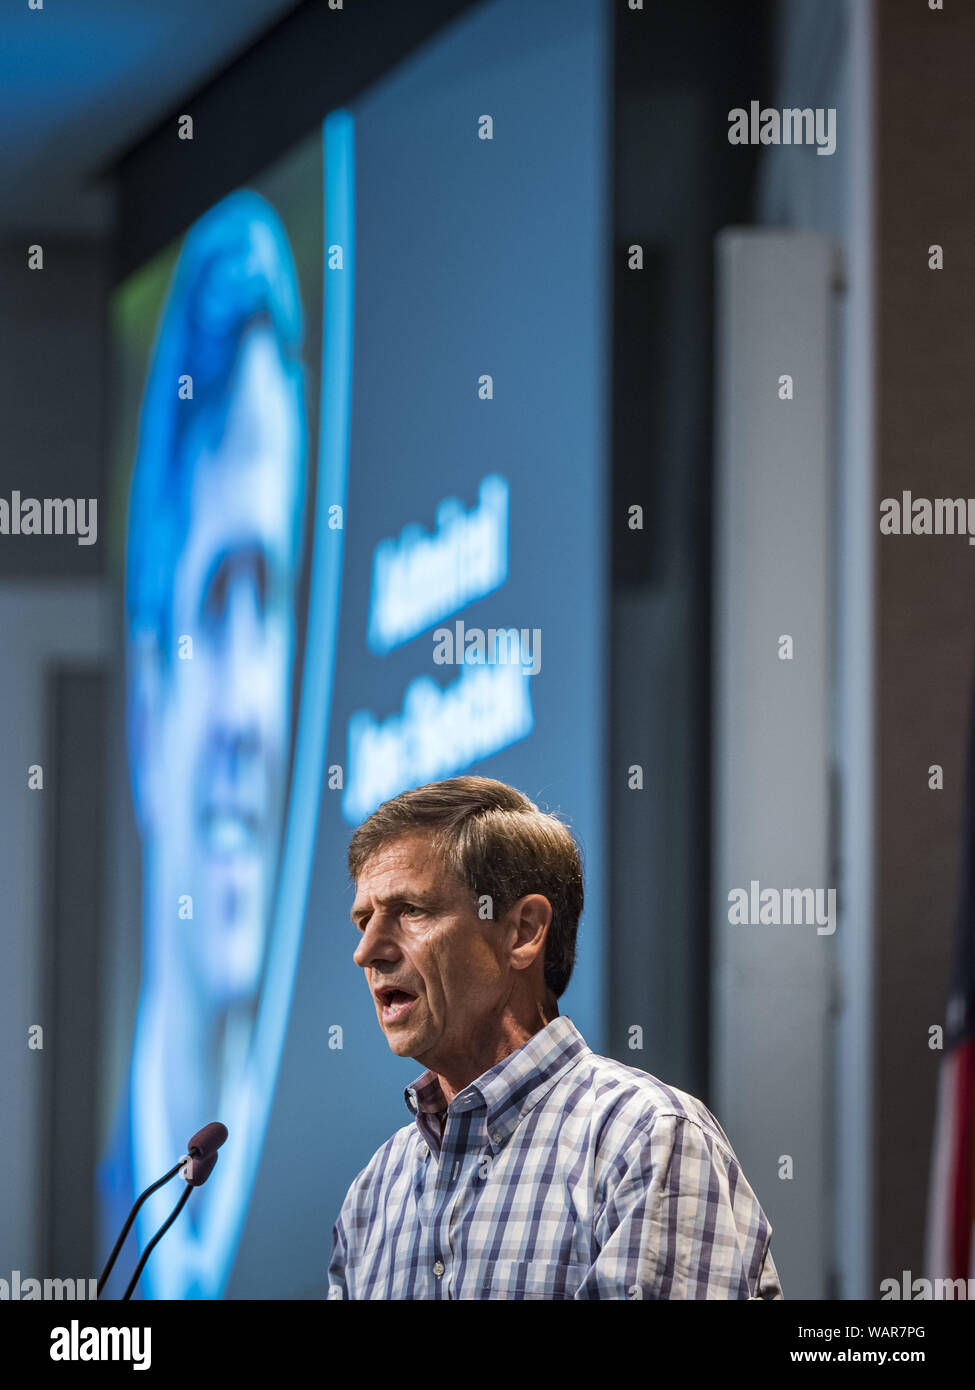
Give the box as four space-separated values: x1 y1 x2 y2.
433 1261 445 1277
489 1132 502 1144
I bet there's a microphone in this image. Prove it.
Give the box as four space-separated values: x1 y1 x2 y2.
98 1120 228 1299
186 1121 228 1160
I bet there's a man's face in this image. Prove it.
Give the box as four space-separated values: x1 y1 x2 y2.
351 832 513 1069
144 326 302 1006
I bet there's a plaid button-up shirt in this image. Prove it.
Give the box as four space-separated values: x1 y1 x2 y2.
327 1014 783 1299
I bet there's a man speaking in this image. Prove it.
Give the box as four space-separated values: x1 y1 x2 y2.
328 776 783 1300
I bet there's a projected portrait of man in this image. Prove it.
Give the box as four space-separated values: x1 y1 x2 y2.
100 190 308 1299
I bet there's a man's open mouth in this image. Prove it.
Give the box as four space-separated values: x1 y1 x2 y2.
376 987 418 1023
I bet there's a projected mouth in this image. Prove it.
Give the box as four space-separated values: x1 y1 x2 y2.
201 806 261 855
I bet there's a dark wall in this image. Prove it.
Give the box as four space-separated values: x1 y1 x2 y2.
0 240 109 578
876 0 975 1286
41 669 108 1279
608 0 768 1098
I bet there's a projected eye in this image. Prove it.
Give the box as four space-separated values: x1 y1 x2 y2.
252 550 269 615
201 547 271 628
204 558 231 623
236 548 270 617
402 903 423 918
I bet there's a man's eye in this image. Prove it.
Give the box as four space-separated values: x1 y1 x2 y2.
402 904 423 917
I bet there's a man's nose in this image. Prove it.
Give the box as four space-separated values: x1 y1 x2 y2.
353 913 398 969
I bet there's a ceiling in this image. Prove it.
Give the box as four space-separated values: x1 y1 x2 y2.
0 0 299 238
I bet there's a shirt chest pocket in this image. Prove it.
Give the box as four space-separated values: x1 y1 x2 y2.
475 1259 588 1300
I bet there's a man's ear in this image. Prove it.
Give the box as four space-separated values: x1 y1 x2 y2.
508 894 552 973
126 628 163 837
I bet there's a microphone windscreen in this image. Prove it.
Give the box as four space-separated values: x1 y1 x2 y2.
183 1151 218 1187
186 1121 228 1159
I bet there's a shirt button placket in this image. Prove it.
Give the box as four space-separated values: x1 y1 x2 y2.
432 1131 452 1298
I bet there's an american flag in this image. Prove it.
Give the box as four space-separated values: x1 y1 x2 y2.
925 675 975 1287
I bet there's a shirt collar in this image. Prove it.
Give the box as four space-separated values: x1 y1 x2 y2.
403 1015 589 1151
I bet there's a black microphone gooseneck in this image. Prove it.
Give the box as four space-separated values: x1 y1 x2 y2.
97 1120 228 1299
96 1159 186 1298
121 1187 193 1301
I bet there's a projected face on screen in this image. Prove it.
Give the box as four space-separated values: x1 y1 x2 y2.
116 187 312 1299
127 200 306 1008
152 325 300 1005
